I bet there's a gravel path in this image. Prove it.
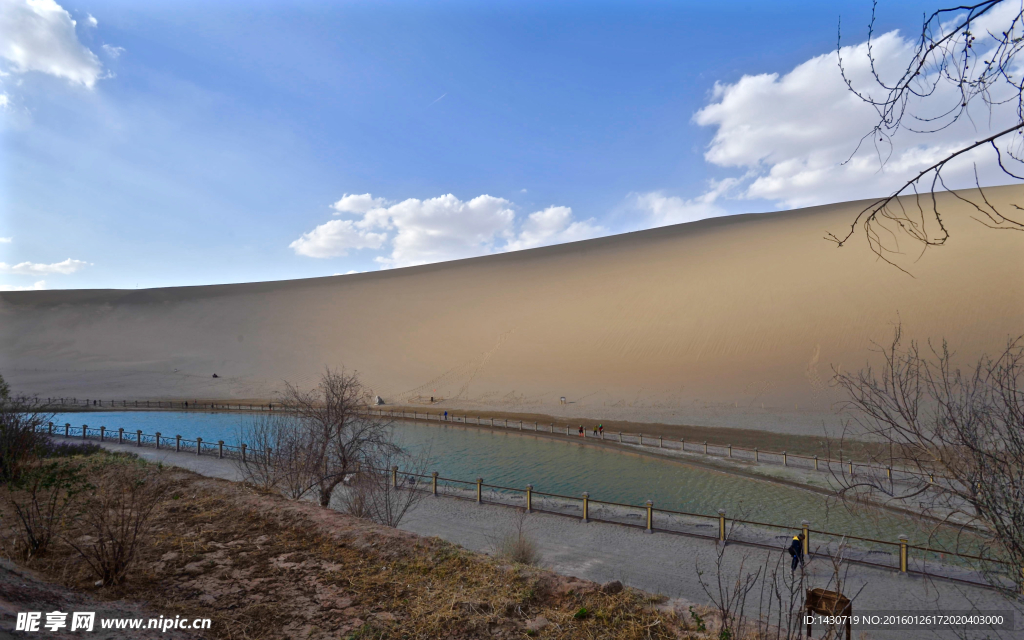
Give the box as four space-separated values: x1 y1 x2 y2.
70 438 1022 639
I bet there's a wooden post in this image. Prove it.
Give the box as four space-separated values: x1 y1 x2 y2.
645 500 654 533
83 424 88 438
155 431 160 449
118 427 123 444
476 478 483 503
241 443 246 462
754 447 759 462
718 509 726 542
526 485 533 513
218 441 224 459
728 444 732 458
65 423 70 437
659 436 663 448
136 429 142 446
814 456 819 471
704 441 708 454
639 433 642 445
783 451 788 466
48 422 53 435
196 437 202 455
431 472 438 496
392 466 399 489
100 425 105 442
582 492 589 523
802 520 810 557
176 435 181 452
899 535 909 573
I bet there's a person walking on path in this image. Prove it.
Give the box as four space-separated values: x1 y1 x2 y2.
444 410 448 421
598 424 604 435
593 425 598 436
788 533 805 571
578 425 584 437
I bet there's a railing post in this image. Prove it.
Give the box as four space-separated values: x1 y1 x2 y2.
526 485 533 513
728 444 732 458
196 437 202 455
782 451 788 467
476 478 483 503
899 535 909 573
136 429 142 446
814 456 819 471
100 425 105 442
887 467 892 480
155 432 160 449
639 433 642 445
83 424 88 439
801 520 810 557
659 436 663 448
118 427 123 444
241 443 246 462
754 447 759 462
431 472 438 496
48 422 53 436
718 509 726 542
849 460 854 476
176 435 181 452
704 441 708 454
218 441 224 459
645 500 654 533
65 423 70 438
582 492 589 523
392 465 399 489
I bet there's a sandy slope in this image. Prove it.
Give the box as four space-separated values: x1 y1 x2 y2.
2 188 1021 436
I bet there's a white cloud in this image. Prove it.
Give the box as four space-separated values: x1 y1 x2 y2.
692 28 1023 208
0 0 103 87
85 13 96 27
0 236 11 243
0 279 45 291
288 220 386 258
293 193 605 267
0 93 8 108
632 176 742 228
331 193 387 215
101 44 124 59
505 206 605 251
0 257 89 275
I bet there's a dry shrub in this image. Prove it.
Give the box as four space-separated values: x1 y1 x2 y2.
491 508 542 566
65 455 170 585
4 459 88 559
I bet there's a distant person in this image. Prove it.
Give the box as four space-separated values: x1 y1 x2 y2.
599 424 604 435
578 425 584 437
593 426 598 436
789 533 805 571
444 410 448 421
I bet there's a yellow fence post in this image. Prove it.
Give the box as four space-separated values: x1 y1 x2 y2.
431 472 438 496
899 535 909 573
718 509 726 542
754 447 759 462
887 467 892 480
645 500 654 533
582 492 589 523
392 465 399 489
526 485 533 513
728 444 732 458
814 455 819 471
801 520 810 557
476 478 483 503
704 441 709 454
782 451 788 466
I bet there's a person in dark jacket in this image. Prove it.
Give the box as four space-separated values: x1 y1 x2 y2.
789 533 805 571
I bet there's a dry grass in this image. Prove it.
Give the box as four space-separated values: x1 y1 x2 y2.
1 454 730 639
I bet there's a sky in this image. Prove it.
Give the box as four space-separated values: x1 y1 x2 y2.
1 0 1020 290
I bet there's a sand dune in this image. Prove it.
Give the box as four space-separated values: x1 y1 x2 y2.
2 188 1022 436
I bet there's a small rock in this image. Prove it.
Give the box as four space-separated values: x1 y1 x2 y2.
600 580 623 594
525 616 549 632
160 551 180 562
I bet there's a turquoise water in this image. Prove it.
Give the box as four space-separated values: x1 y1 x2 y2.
51 411 942 548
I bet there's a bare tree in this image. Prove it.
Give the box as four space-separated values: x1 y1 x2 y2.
833 1 1024 268
830 325 1024 596
337 442 430 528
281 368 395 507
0 373 54 483
235 412 315 499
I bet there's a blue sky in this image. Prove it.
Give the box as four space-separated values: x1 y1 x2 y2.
1 0 1017 290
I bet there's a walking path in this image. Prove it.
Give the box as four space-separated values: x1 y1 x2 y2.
62 438 1021 639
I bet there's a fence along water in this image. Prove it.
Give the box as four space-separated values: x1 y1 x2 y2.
37 418 1021 593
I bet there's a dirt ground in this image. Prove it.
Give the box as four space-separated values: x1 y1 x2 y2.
0 460 717 640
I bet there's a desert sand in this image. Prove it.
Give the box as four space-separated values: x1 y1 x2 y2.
2 187 1021 437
